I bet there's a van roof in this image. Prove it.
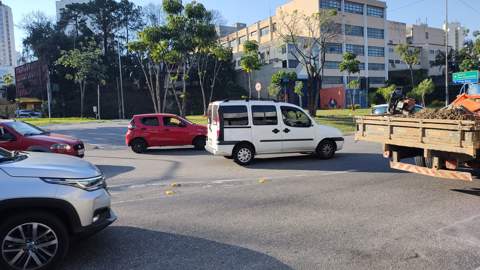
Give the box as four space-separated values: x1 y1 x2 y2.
210 100 295 106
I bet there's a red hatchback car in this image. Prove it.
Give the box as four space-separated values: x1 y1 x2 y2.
0 120 85 157
126 113 207 153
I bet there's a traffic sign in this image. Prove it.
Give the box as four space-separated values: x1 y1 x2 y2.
255 82 262 92
453 71 479 84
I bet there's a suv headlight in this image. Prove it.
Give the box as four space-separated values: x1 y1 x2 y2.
41 175 106 191
50 144 72 151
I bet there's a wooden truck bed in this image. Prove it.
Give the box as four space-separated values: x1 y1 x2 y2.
355 116 480 157
355 116 480 181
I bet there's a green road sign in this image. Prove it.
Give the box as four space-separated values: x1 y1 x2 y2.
453 71 479 84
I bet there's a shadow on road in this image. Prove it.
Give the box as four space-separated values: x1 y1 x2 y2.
452 188 480 197
61 226 293 270
144 148 209 156
246 152 402 173
51 127 128 147
96 165 135 179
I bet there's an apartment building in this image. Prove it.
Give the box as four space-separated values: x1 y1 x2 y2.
444 22 467 51
0 1 15 68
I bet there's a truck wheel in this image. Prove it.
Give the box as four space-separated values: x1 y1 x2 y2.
233 143 255 166
0 212 69 270
193 136 206 150
316 140 336 159
131 138 147 153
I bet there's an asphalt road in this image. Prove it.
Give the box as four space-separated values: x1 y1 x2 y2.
46 122 480 270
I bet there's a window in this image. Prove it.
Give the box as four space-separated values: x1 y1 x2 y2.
272 23 277 32
323 76 344 84
367 28 384 39
345 24 364 37
163 117 185 127
0 127 15 141
346 44 364 56
429 49 435 54
141 117 159 127
221 106 249 126
345 1 363 14
369 63 385 70
320 0 341 11
358 63 365 70
324 61 340 69
250 31 257 37
326 43 343 54
252 106 278 126
368 46 385 57
260 27 270 37
389 47 394 53
395 60 400 64
239 36 247 44
281 106 312 128
367 5 384 18
288 60 300 68
369 77 385 84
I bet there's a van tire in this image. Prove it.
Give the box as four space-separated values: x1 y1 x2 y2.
193 136 206 150
0 211 70 270
131 138 147 153
233 143 255 166
316 140 336 159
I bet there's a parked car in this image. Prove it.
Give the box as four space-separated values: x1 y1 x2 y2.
15 110 42 118
0 148 116 270
371 104 424 115
126 113 208 153
206 100 344 165
0 120 85 157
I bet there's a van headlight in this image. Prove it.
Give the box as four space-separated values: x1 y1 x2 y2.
50 144 72 151
41 175 106 191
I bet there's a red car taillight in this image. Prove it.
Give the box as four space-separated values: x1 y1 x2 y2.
128 124 136 130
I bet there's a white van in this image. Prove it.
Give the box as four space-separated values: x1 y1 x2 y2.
206 100 344 165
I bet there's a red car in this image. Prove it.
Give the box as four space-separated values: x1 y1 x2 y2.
126 113 207 153
0 120 85 157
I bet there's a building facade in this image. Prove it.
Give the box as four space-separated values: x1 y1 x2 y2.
444 22 467 52
0 1 15 68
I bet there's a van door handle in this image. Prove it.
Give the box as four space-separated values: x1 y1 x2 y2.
283 128 291 133
272 129 280 134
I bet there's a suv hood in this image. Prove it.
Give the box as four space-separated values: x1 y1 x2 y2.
0 152 101 178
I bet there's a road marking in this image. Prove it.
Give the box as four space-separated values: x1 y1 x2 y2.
111 170 354 205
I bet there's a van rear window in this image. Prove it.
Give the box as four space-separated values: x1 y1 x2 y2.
221 106 248 126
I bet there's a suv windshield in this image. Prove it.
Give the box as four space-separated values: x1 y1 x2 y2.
5 121 47 136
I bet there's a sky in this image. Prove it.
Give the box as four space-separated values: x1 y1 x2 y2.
4 0 480 52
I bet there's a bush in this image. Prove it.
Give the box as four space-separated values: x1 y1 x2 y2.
429 100 446 108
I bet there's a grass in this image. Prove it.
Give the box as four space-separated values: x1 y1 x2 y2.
19 117 102 126
187 108 371 134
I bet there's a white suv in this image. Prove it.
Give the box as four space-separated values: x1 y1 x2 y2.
0 148 116 270
206 100 344 165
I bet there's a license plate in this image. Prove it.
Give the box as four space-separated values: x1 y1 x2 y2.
78 149 85 156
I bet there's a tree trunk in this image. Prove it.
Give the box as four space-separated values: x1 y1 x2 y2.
409 67 415 88
181 63 188 117
248 73 252 99
79 82 84 118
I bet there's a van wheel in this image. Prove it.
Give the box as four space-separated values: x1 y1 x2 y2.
316 140 336 159
131 138 147 153
233 144 254 166
0 212 69 270
193 136 206 150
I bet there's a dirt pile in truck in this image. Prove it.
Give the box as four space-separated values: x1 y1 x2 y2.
411 108 476 120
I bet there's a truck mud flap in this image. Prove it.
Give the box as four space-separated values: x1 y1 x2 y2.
390 161 473 182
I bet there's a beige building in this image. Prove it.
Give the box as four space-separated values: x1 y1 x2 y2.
219 0 389 93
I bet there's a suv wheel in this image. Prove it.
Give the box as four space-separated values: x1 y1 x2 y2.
193 136 206 150
233 144 254 166
0 212 69 270
131 138 147 153
316 140 336 159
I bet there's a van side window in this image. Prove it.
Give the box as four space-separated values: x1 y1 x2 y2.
141 117 159 126
221 106 248 126
252 106 278 126
281 106 312 127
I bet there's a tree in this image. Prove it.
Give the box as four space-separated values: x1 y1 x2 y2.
118 0 144 45
377 84 397 103
271 70 297 102
395 44 420 87
240 40 261 98
339 52 360 110
294 81 304 107
412 78 435 106
56 40 104 117
2 74 14 87
276 8 340 115
268 84 281 99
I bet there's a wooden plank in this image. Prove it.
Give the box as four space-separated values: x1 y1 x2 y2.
356 115 479 126
359 120 477 131
390 161 473 182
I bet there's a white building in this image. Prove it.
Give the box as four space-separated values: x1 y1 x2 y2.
55 0 92 21
0 1 15 68
443 22 467 51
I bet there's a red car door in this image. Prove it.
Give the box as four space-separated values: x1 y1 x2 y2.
160 116 191 146
0 125 20 150
138 116 163 146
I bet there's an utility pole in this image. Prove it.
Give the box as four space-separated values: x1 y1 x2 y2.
46 70 52 118
97 84 101 120
445 0 449 106
118 42 125 119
